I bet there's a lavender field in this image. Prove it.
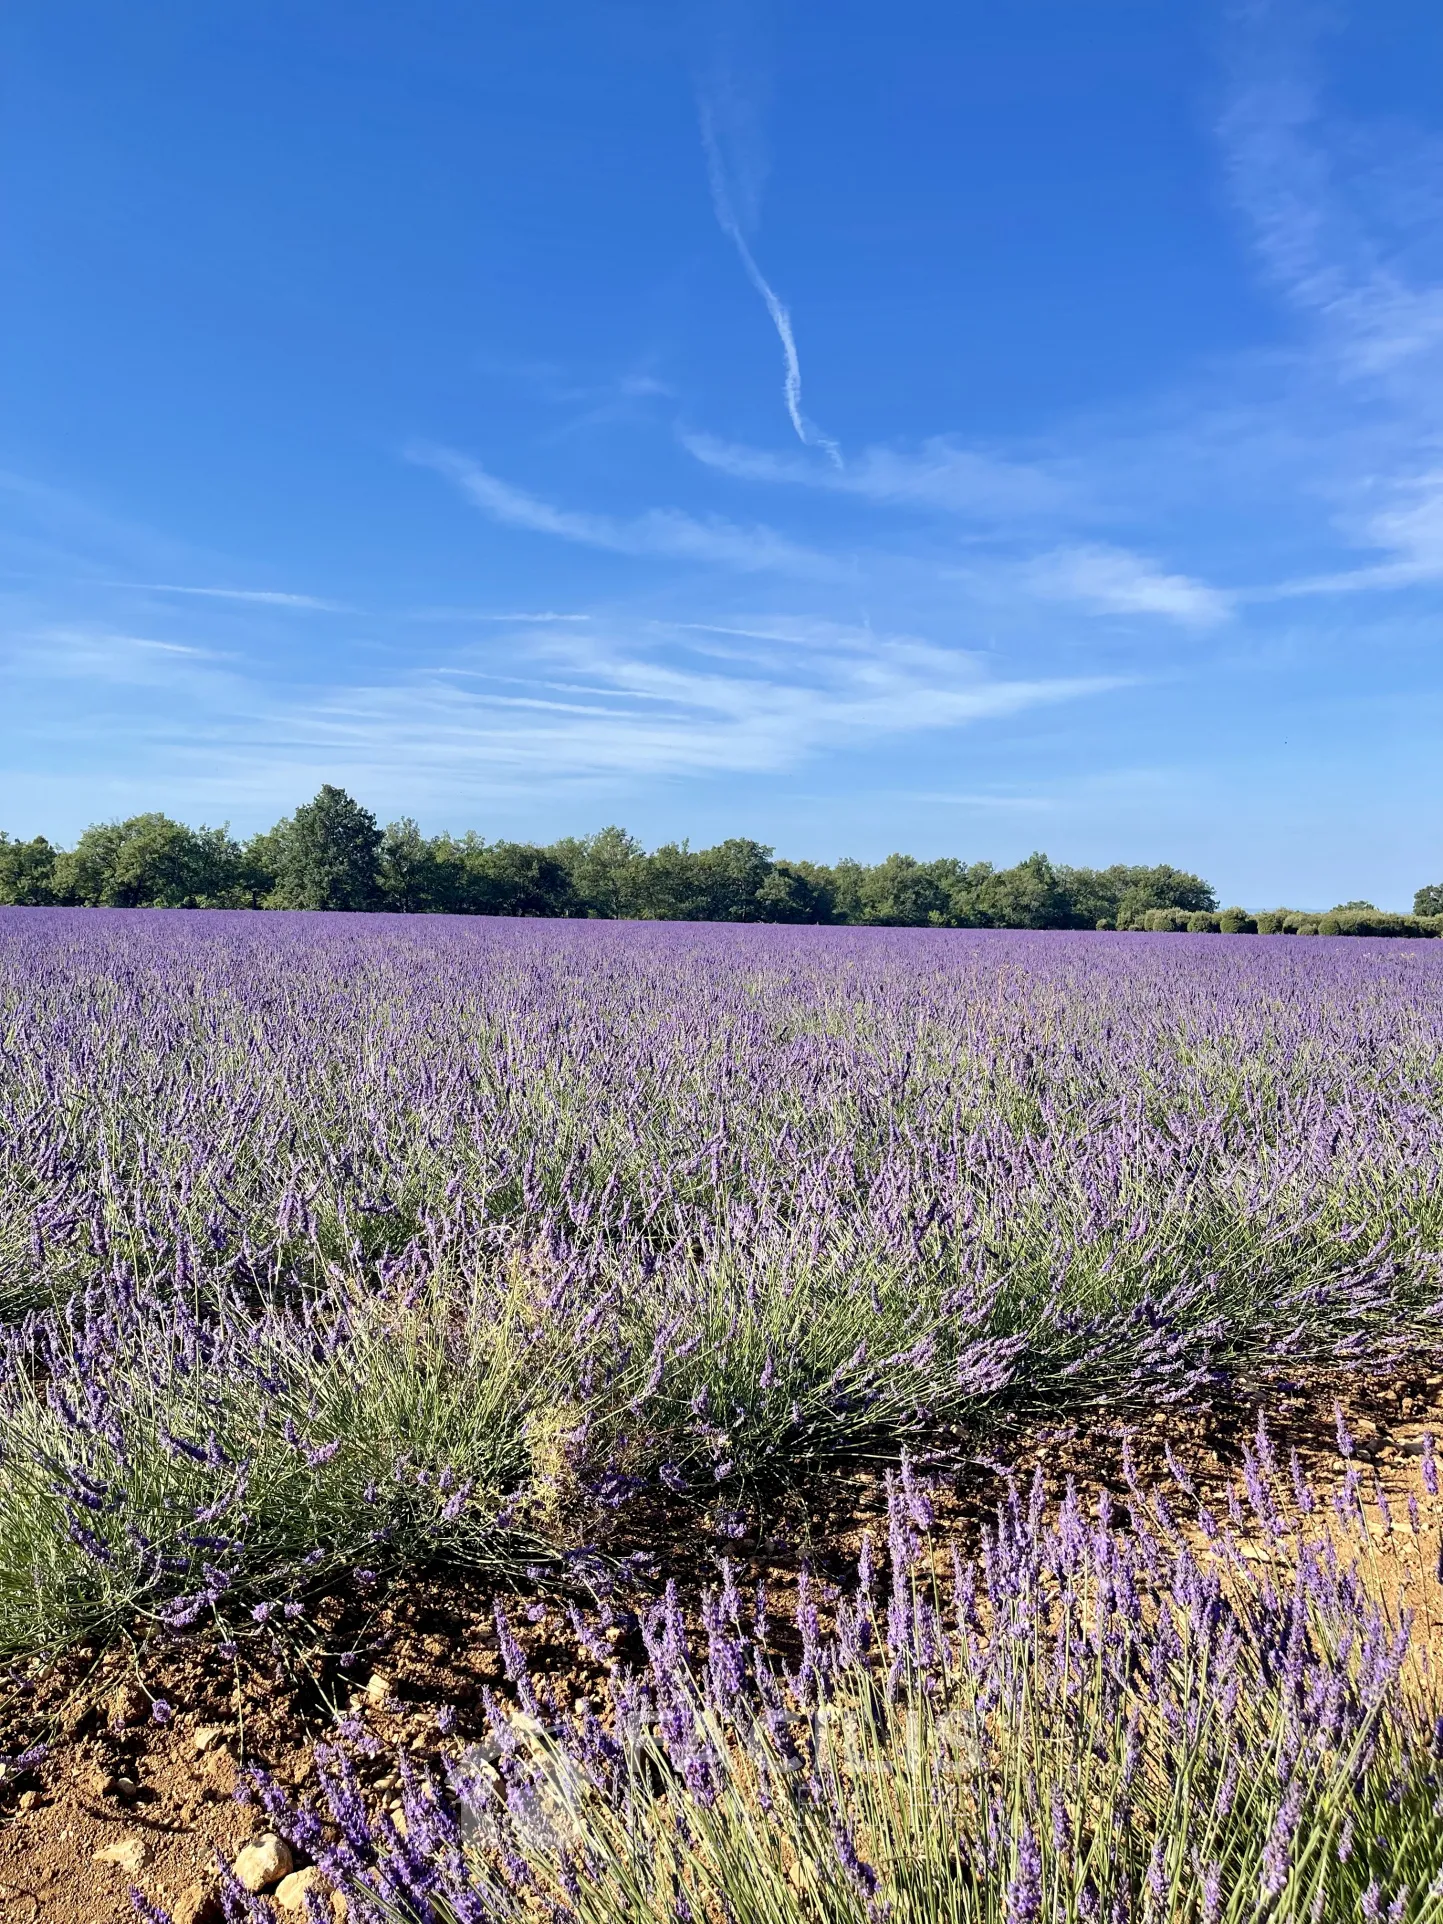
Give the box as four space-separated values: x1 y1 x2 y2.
4 909 1443 1919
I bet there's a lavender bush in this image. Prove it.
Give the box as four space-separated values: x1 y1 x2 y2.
232 1432 1443 1923
1 910 1441 1648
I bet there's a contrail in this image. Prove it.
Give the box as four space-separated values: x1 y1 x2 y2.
699 103 842 467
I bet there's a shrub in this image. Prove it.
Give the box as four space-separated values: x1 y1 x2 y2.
1185 910 1221 933
242 1442 1443 1924
1218 906 1256 933
1317 910 1438 938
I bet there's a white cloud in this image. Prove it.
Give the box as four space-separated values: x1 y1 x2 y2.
1220 59 1443 382
1025 546 1232 627
682 431 1070 521
10 626 229 682
106 583 346 610
411 444 840 578
1264 469 1443 597
404 607 593 623
254 618 1115 786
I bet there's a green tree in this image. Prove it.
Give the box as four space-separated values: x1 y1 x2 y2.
1413 884 1443 918
474 841 578 917
439 836 577 917
267 787 382 911
48 815 243 907
754 861 836 923
0 835 58 905
820 859 867 925
377 819 454 914
627 842 711 921
849 853 955 926
546 827 647 918
691 839 781 922
971 852 1071 929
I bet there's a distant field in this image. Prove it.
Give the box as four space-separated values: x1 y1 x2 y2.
3 910 1443 1920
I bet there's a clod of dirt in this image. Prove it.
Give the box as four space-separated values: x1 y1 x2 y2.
192 1725 228 1753
198 1747 238 1795
108 1685 146 1729
93 1837 149 1874
232 1832 293 1892
173 1884 225 1924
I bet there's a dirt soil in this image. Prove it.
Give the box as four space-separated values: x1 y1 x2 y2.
3 1357 1442 1923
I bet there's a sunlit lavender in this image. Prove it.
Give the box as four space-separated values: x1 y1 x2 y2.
1 909 1442 1649
237 1430 1443 1922
4 908 1443 1917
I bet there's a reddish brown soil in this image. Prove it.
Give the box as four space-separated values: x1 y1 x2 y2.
3 1358 1441 1922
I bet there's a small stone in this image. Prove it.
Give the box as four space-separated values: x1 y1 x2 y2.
94 1836 149 1874
275 1867 328 1915
233 1832 294 1892
17 1790 39 1812
173 1884 225 1924
193 1724 228 1753
113 1775 139 1801
364 1673 391 1707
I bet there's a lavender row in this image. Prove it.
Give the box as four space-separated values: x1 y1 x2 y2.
1 910 1441 1646
213 1430 1443 1922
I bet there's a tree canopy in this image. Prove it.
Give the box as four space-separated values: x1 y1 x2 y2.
4 788 1432 933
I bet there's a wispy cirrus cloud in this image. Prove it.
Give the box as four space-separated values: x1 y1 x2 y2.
5 625 235 696
411 443 841 578
682 430 1072 522
685 435 1231 627
1205 5 1443 595
677 8 1443 634
1025 546 1233 628
1262 468 1443 597
1219 30 1443 381
105 582 347 610
249 615 1118 788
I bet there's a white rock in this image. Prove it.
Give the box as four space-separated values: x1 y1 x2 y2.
94 1836 149 1874
233 1832 294 1892
274 1867 328 1914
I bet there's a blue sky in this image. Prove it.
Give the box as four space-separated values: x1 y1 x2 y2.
2 0 1440 908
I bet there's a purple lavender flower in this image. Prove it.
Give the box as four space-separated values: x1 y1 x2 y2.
1006 1825 1043 1923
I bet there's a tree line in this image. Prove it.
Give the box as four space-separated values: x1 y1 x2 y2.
1 786 1439 934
